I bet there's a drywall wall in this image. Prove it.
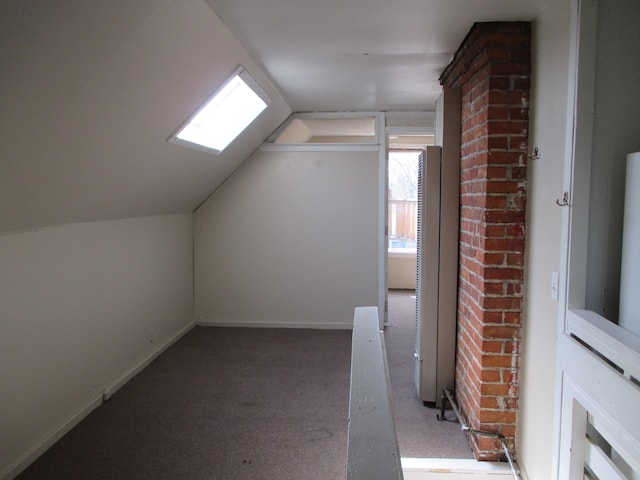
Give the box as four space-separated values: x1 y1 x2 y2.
388 254 416 290
585 0 640 321
0 214 194 479
517 1 571 479
195 149 378 329
0 0 292 234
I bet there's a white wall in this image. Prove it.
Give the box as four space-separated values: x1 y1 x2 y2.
0 0 292 234
0 214 194 479
194 149 379 329
388 254 417 290
518 1 572 479
585 0 640 321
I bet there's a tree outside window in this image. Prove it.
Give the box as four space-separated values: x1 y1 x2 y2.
388 150 419 253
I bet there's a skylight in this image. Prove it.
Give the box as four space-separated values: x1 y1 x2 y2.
171 68 269 154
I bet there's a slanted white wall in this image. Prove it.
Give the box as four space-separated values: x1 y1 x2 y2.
194 149 378 329
0 214 194 479
518 1 572 479
0 0 292 234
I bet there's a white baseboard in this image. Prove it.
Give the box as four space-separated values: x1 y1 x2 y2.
1 322 195 480
197 320 353 330
1 396 103 480
102 322 194 400
401 458 516 479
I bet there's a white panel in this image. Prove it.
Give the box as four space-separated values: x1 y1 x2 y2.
557 377 588 480
402 458 514 479
585 438 627 480
554 0 598 478
415 146 441 404
415 87 460 407
568 309 640 382
379 114 389 328
434 89 460 401
558 333 640 478
566 0 599 313
619 152 640 335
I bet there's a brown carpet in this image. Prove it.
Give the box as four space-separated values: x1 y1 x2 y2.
17 328 352 480
17 292 470 479
385 289 471 458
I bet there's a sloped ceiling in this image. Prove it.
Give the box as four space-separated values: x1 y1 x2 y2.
0 0 291 233
206 0 543 112
1 0 543 233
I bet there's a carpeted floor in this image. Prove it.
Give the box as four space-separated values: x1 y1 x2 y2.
17 290 470 479
385 289 471 458
17 328 352 480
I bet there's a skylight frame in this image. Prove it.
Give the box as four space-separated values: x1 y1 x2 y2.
169 66 270 155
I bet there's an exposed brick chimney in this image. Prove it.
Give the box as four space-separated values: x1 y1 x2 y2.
439 22 530 461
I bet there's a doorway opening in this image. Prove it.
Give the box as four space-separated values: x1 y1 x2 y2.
384 134 471 460
388 148 419 291
387 135 432 295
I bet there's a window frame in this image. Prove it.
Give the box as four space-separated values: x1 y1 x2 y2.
387 148 421 256
169 66 270 155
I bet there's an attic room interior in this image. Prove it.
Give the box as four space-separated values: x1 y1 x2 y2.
1 1 640 480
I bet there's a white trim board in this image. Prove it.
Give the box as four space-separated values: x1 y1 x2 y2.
196 320 354 330
401 458 515 479
260 144 380 152
1 322 194 480
378 112 388 328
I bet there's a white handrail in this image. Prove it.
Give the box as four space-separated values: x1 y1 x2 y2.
346 306 403 480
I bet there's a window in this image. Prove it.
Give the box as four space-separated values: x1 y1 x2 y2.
386 133 432 255
170 67 269 155
388 150 419 254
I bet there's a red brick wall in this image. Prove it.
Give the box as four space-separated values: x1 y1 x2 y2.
440 22 530 461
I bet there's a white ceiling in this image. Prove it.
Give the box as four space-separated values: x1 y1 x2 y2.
0 0 542 233
206 0 543 111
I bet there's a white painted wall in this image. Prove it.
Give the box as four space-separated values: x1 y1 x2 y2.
518 1 572 479
0 0 292 234
0 214 194 479
388 254 417 290
585 0 640 321
194 149 378 329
